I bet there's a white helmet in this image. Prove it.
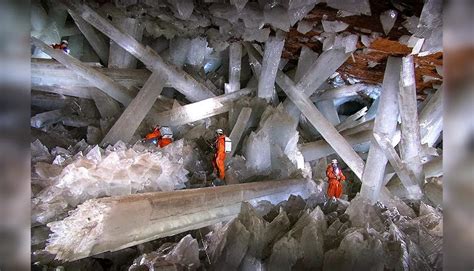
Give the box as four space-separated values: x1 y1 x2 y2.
331 159 338 164
216 128 223 135
61 40 68 45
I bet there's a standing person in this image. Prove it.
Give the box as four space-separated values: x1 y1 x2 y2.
326 159 346 198
51 40 70 54
212 129 226 185
145 125 173 148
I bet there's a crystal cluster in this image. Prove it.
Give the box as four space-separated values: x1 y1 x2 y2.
32 139 191 224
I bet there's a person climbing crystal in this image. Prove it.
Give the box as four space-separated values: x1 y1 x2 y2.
326 159 346 198
212 128 230 186
145 125 173 148
51 40 70 54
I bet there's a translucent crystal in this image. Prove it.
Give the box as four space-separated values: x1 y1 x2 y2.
31 109 63 128
230 0 248 11
209 3 240 23
186 37 212 67
264 6 291 32
323 227 385 270
288 4 316 26
323 33 358 52
257 35 285 101
243 131 272 174
380 9 398 35
242 27 271 42
294 46 319 83
31 139 52 162
344 195 385 232
326 0 371 16
297 20 313 34
170 0 194 20
267 235 300 269
241 3 265 29
419 27 442 55
168 37 191 67
32 139 190 224
337 34 359 53
402 16 420 34
417 0 443 30
226 42 242 93
209 219 250 269
164 234 200 268
360 34 373 47
322 20 349 33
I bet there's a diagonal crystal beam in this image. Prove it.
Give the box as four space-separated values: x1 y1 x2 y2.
31 36 132 105
245 43 366 179
150 88 254 127
60 0 215 102
68 9 109 65
101 71 167 145
373 132 423 200
398 56 424 186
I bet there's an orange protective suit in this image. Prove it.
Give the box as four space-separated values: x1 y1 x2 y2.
145 128 172 148
326 164 346 198
212 135 226 180
51 43 70 54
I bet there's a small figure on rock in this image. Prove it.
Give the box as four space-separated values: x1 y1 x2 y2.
211 129 231 186
326 159 346 199
51 40 70 54
145 125 173 148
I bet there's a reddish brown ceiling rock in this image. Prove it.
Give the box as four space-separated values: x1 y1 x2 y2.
281 2 442 96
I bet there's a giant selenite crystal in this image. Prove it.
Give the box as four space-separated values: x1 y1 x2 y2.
225 42 242 93
360 57 402 203
243 105 305 178
257 35 285 101
398 56 424 186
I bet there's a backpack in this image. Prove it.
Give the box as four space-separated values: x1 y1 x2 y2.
159 126 173 139
224 137 232 153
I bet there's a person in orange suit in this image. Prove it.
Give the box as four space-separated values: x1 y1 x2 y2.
326 159 346 198
212 129 226 184
51 40 70 54
145 126 172 148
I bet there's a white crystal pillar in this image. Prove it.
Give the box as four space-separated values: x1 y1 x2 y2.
61 0 215 102
315 100 340 126
360 57 402 204
228 107 253 158
372 133 423 200
398 56 424 186
151 88 254 127
31 37 133 105
310 84 366 102
283 48 349 119
46 179 315 261
419 86 443 147
294 46 318 82
68 10 109 65
101 72 167 145
335 106 368 132
90 89 122 119
226 42 242 93
258 36 285 101
31 58 151 93
108 17 143 69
